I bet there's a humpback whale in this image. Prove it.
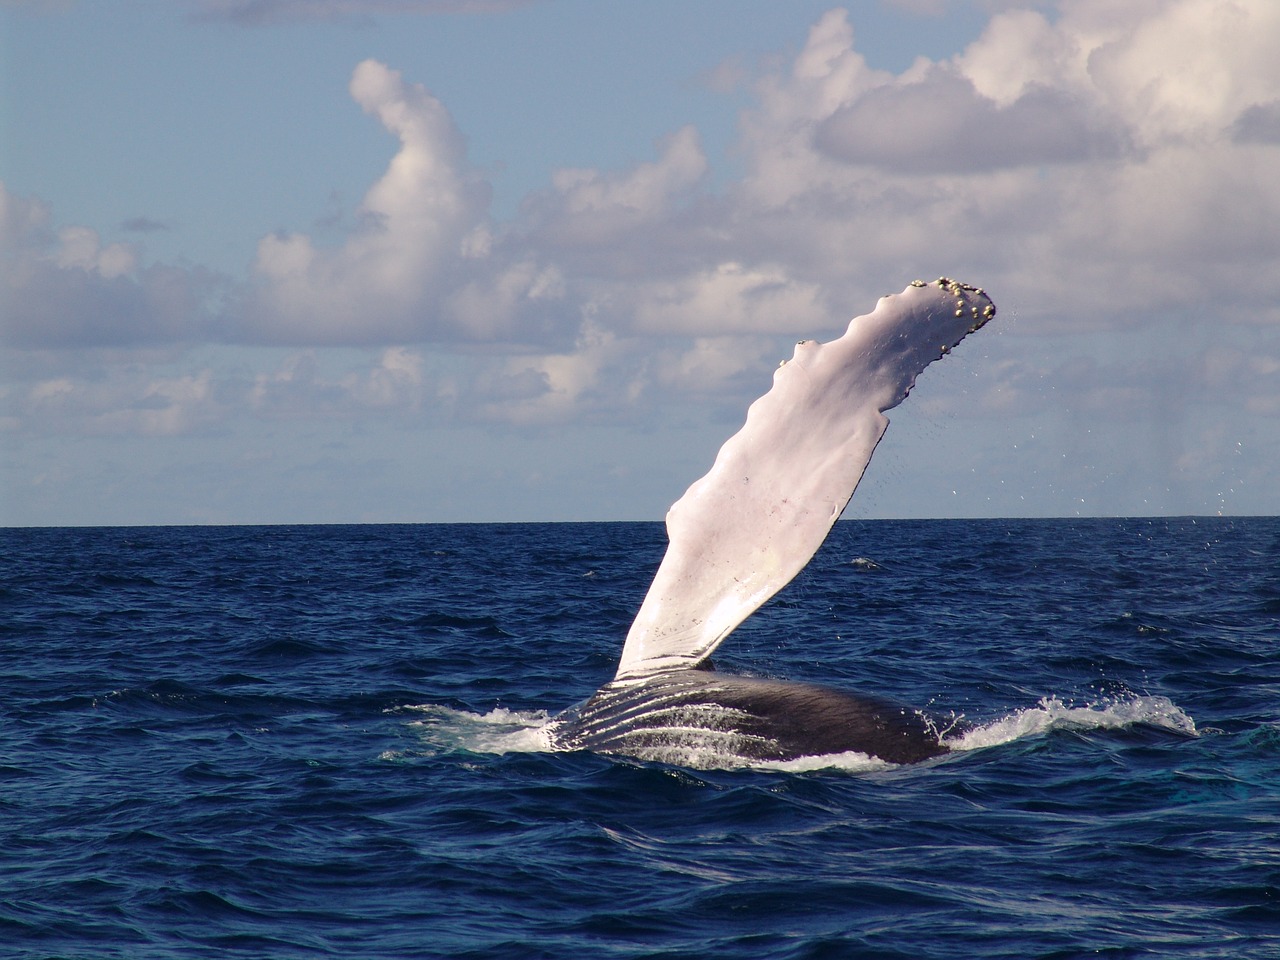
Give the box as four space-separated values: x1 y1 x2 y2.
551 278 996 768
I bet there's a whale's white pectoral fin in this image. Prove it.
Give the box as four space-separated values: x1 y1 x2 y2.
614 278 996 681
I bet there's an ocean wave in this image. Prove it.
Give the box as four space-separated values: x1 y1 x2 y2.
949 694 1197 752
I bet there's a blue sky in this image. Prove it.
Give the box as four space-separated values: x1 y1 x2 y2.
3 0 1279 525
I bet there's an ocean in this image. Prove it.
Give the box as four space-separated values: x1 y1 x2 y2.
2 517 1278 959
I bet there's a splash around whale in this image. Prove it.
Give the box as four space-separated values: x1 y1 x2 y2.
546 278 997 769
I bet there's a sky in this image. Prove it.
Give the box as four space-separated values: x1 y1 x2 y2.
2 0 1278 525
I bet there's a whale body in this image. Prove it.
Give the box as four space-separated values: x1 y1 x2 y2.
555 669 950 767
550 278 995 767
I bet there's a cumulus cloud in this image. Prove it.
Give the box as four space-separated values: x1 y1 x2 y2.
8 0 1280 449
814 69 1130 172
509 124 724 297
529 125 709 246
1083 0 1280 148
0 182 219 349
242 59 500 344
730 2 1280 332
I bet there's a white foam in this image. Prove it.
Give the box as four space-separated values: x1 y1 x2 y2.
948 695 1197 752
393 704 556 756
754 750 892 773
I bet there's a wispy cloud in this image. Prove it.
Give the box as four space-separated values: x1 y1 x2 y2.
120 217 174 234
191 0 535 26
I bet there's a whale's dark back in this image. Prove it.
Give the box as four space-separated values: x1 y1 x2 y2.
552 669 949 767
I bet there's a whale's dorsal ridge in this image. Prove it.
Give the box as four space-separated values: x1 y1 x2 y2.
613 279 996 681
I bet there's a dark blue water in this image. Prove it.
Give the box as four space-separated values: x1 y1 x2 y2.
3 518 1278 959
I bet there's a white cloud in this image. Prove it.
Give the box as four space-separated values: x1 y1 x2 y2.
531 125 708 246
346 346 427 410
727 1 1280 334
15 367 221 437
243 60 495 344
5 346 440 439
630 262 828 337
54 225 138 279
468 324 781 428
955 7 1091 108
814 67 1130 172
1082 0 1280 147
243 347 444 422
0 181 51 255
0 182 218 349
7 1 1280 464
478 321 628 426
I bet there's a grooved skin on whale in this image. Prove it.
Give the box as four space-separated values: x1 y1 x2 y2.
555 669 950 767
